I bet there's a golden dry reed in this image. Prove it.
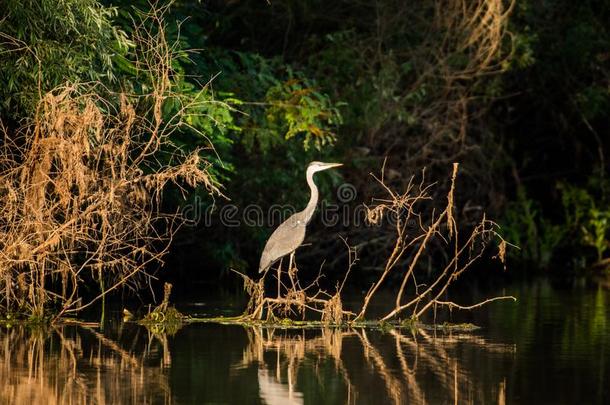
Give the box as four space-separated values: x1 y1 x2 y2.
0 6 220 319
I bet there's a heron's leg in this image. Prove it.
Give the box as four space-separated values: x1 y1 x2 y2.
288 252 297 291
277 258 282 299
288 252 295 271
290 252 304 290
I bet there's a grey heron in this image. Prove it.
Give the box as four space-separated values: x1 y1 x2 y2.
258 161 343 275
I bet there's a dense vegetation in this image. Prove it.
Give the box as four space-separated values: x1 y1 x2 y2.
0 0 608 316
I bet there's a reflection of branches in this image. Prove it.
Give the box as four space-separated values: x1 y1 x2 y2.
356 329 404 404
393 330 426 404
81 326 140 368
0 325 173 404
236 325 514 404
394 327 515 403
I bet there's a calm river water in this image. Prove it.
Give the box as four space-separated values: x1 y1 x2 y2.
1 278 609 404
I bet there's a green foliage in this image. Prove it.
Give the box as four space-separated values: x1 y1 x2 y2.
502 31 537 71
501 188 566 267
495 0 609 271
306 27 428 137
112 1 342 176
560 182 610 262
502 180 610 268
107 1 243 190
258 74 340 152
196 50 341 155
110 2 342 269
0 0 131 118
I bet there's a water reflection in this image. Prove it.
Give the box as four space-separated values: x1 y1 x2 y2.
1 279 609 404
1 321 515 405
0 324 173 404
234 326 514 405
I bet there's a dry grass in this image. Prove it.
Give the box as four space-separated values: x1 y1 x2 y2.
0 7 220 319
234 239 358 323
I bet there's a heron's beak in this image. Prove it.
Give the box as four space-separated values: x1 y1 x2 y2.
323 162 343 170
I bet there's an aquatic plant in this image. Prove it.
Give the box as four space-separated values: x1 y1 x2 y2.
140 283 185 335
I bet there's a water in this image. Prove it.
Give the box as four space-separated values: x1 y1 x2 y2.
1 278 609 404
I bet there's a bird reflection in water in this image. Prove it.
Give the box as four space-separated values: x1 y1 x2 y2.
0 322 514 405
235 326 514 405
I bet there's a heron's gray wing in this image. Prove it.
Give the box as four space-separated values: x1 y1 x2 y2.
259 214 306 272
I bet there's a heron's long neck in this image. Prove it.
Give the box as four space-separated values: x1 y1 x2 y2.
302 169 319 223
